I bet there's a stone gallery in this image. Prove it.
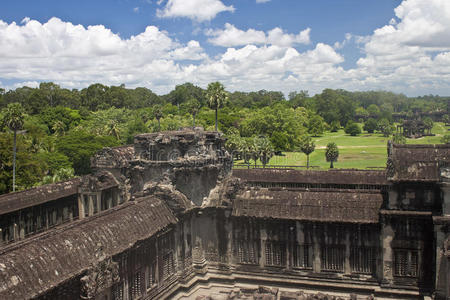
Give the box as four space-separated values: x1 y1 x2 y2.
0 129 449 299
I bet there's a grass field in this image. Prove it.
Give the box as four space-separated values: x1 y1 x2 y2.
234 122 448 170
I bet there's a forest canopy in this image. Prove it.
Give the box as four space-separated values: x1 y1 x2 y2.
0 82 448 194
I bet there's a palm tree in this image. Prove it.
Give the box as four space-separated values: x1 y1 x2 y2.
52 120 66 137
186 98 201 128
105 120 121 140
206 82 227 131
239 138 253 168
423 117 433 135
2 103 25 192
255 136 274 168
153 105 163 131
325 142 339 168
299 135 315 169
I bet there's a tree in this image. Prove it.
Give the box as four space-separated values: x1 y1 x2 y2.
325 142 339 168
186 98 201 128
254 136 274 168
308 115 325 136
299 135 315 169
378 118 394 137
153 105 163 131
206 82 228 131
239 138 253 167
344 121 361 136
367 104 380 117
423 117 433 135
56 130 118 175
392 133 406 144
330 120 340 132
52 120 66 137
441 134 450 144
363 118 378 133
105 120 121 140
2 103 25 191
443 114 450 125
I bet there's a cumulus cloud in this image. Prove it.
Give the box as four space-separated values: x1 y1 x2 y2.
133 7 139 13
2 0 450 97
0 17 208 93
156 0 234 22
206 23 310 47
351 0 450 94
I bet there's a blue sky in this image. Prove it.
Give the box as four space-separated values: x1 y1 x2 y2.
0 0 449 96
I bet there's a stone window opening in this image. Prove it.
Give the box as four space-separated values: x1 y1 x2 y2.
265 240 286 267
129 270 142 300
237 239 259 265
320 225 346 272
293 243 313 269
321 244 345 272
394 249 419 278
350 226 377 274
146 260 157 291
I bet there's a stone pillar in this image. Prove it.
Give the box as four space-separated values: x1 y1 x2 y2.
313 224 321 273
344 227 351 275
224 209 233 265
388 190 398 209
78 193 85 219
286 224 293 270
260 227 267 268
434 224 448 299
13 223 18 241
441 183 450 216
380 217 394 284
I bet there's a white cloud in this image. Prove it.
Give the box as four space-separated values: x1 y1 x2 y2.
267 27 310 47
157 0 234 22
133 7 139 13
256 0 270 3
205 23 266 47
206 23 310 47
0 17 208 94
2 0 450 97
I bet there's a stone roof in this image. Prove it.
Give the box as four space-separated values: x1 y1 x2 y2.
387 143 450 182
232 169 387 186
0 195 177 300
91 145 134 169
78 170 119 192
232 188 383 223
0 178 81 215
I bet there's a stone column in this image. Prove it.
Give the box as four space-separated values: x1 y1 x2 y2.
77 193 85 219
344 228 351 275
224 209 233 265
434 223 449 299
312 224 321 273
441 183 450 216
380 216 394 284
260 226 267 268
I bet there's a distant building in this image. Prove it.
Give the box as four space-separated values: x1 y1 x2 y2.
0 130 449 300
397 119 427 138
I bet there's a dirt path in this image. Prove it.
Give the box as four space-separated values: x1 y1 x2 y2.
316 145 386 149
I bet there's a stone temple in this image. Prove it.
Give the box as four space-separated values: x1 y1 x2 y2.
0 128 449 299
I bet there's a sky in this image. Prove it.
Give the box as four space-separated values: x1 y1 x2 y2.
0 0 450 96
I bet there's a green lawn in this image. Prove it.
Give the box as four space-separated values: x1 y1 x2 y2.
234 122 448 170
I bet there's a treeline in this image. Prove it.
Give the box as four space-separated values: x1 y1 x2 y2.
1 83 448 116
0 82 448 194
